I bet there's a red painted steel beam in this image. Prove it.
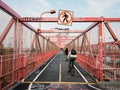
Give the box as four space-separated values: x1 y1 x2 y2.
0 18 15 44
20 17 101 22
38 30 84 33
0 1 38 34
104 22 120 48
20 17 120 22
0 1 55 45
98 22 103 80
104 22 118 41
67 22 99 45
43 36 77 38
50 38 75 41
0 1 37 33
105 18 120 22
0 1 21 19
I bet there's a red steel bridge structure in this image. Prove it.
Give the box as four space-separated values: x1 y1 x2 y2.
0 1 120 90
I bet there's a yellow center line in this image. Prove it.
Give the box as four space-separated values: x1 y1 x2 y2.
59 57 62 82
21 81 97 85
59 63 62 82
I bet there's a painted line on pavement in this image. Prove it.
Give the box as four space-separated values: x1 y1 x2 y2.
74 65 101 90
28 54 57 90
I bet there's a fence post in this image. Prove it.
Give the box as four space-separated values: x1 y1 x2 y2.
0 55 2 90
98 20 103 81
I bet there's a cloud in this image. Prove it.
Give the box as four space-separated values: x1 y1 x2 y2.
56 1 62 6
86 0 120 16
39 0 51 8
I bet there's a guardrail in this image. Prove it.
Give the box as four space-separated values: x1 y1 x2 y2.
76 53 120 81
0 50 58 90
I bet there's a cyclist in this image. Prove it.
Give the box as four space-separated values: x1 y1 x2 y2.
67 48 77 73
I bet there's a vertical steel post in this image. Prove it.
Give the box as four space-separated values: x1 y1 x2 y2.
98 21 103 80
0 56 2 90
113 55 116 80
83 35 87 53
77 38 79 51
13 19 18 83
43 37 44 52
19 23 23 54
47 40 49 51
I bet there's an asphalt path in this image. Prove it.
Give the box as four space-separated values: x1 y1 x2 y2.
10 51 105 90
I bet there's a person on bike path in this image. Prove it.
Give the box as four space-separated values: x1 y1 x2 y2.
64 48 69 61
67 48 77 73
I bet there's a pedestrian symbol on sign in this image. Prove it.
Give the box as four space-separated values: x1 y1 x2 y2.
58 10 73 26
62 12 69 23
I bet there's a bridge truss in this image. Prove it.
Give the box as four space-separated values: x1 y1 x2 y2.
0 1 120 90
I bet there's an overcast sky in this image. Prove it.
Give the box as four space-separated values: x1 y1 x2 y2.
3 0 120 17
2 0 120 30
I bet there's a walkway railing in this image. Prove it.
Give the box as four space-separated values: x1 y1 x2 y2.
66 20 120 81
0 1 59 89
0 50 58 90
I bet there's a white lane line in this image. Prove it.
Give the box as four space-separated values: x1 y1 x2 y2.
74 65 101 90
28 55 57 90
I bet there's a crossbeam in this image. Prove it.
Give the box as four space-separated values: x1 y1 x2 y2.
21 81 96 84
37 30 84 33
20 17 120 22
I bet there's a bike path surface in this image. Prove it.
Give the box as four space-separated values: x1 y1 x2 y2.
10 51 105 90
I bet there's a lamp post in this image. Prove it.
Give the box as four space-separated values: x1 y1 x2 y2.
37 9 56 33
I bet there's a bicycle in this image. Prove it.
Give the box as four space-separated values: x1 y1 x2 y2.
68 58 75 76
70 61 75 76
